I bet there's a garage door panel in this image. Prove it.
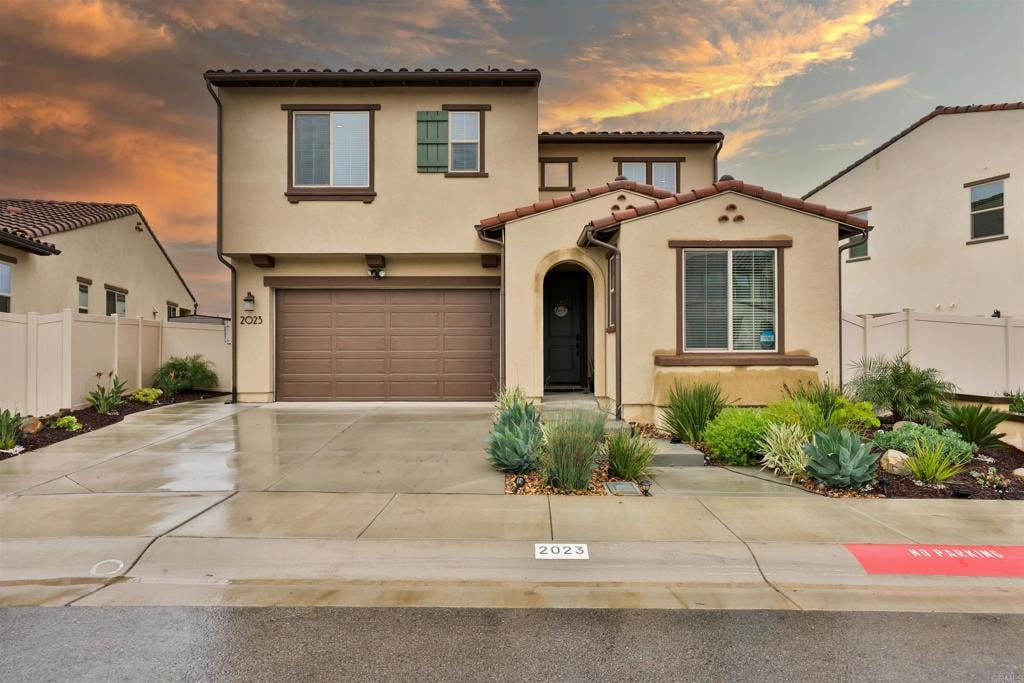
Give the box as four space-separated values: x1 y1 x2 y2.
277 288 498 400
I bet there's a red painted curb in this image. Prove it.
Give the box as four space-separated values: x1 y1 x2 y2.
844 544 1024 577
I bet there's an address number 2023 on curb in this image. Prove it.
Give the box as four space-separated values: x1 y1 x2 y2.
535 543 589 559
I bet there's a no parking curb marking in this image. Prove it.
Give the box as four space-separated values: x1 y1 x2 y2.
845 544 1024 577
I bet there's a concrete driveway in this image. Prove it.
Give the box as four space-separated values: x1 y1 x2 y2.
0 400 502 496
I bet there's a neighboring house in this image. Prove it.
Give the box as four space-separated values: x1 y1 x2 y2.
804 103 1023 317
0 199 196 319
205 67 865 420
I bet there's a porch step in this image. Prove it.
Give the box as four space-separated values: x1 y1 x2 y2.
652 440 705 467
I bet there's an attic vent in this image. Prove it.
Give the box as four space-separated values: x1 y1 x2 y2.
617 194 626 201
611 205 621 211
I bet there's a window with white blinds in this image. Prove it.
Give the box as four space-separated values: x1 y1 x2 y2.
293 111 369 187
683 249 777 352
620 162 646 183
449 111 480 172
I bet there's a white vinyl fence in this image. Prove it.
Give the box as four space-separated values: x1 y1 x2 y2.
0 310 231 416
842 310 1023 397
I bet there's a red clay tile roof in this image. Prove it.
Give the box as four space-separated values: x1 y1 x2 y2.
0 198 196 305
205 67 541 87
1 198 139 238
539 131 723 144
804 103 1024 199
589 179 869 234
478 180 673 229
0 225 60 255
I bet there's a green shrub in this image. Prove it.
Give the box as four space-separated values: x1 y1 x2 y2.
541 411 606 490
766 396 880 437
759 421 809 480
829 398 881 433
1005 390 1024 414
938 403 1006 449
704 408 770 466
905 437 965 484
86 375 127 414
606 429 656 480
804 428 878 488
153 355 218 400
132 387 163 405
0 409 21 450
847 350 955 423
658 381 728 443
765 398 823 435
872 423 973 465
784 379 844 422
50 415 83 432
486 400 542 473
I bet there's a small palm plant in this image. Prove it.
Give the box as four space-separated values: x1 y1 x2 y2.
847 350 955 423
938 403 1006 449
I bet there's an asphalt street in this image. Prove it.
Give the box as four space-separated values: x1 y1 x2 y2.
2 607 1022 682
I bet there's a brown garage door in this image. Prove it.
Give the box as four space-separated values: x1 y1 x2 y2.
275 288 499 400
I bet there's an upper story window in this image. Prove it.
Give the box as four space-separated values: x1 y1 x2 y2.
539 157 576 191
167 302 178 319
417 105 489 178
78 281 90 313
614 157 682 192
105 286 126 318
283 104 379 203
449 111 480 172
847 209 870 260
0 262 11 313
966 176 1006 241
683 249 777 352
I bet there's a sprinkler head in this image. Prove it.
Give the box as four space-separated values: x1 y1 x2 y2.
639 479 652 496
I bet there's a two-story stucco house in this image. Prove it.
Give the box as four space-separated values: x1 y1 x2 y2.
204 67 867 421
805 103 1023 317
0 199 196 319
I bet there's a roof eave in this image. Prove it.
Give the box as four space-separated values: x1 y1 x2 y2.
539 132 724 144
203 70 541 88
0 231 60 255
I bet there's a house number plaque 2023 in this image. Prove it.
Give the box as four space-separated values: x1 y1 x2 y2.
240 315 263 325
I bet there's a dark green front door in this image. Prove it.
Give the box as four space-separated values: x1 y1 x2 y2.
544 272 584 386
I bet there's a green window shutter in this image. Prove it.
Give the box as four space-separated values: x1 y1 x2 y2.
417 111 448 173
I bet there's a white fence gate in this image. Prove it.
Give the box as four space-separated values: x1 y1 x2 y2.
0 310 231 416
842 310 1023 397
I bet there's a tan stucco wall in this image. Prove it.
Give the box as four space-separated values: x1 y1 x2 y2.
0 214 194 318
616 192 841 422
220 86 539 256
538 142 718 201
232 253 498 402
807 108 1023 317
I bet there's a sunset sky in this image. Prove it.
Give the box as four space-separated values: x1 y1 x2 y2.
1 0 1021 316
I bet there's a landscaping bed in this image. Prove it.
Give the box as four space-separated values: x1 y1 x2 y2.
505 462 634 496
3 391 228 460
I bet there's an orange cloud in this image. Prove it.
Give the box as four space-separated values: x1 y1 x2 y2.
0 0 174 59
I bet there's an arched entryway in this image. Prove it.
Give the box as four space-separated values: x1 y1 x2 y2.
543 262 595 392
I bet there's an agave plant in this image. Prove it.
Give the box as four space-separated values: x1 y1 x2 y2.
937 403 1006 449
487 417 543 473
803 428 879 489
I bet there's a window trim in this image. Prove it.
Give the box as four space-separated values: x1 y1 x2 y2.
539 156 577 191
104 286 127 318
282 104 379 203
167 301 178 319
78 281 90 314
655 239 818 367
442 104 489 178
0 261 11 313
966 176 1006 241
613 157 684 192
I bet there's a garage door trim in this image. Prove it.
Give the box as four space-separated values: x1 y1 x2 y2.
264 276 500 289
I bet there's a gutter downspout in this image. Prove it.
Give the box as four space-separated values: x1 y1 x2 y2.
837 225 869 389
206 79 238 404
712 140 723 182
475 225 505 390
582 224 622 421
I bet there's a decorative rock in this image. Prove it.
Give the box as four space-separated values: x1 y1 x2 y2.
892 421 913 431
880 449 911 476
1012 468 1024 481
19 416 43 434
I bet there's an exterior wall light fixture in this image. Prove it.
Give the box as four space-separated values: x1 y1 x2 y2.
243 291 255 312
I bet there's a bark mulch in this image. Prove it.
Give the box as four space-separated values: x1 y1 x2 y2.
505 462 644 496
3 392 228 460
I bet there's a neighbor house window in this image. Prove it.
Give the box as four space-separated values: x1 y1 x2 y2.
614 158 682 192
0 263 11 313
848 209 869 259
167 302 178 319
449 111 481 173
105 288 126 317
683 249 777 352
78 282 89 313
540 157 575 191
967 177 1005 240
283 104 378 202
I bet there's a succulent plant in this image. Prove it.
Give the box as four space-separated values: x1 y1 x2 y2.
486 400 542 473
803 427 879 489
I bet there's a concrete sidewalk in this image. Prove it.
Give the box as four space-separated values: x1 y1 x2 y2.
2 400 1022 612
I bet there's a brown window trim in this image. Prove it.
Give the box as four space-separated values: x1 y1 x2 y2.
670 240 792 361
966 234 1009 246
539 156 577 191
104 284 129 295
846 255 871 263
263 276 500 289
283 104 379 203
442 104 488 178
76 276 92 285
964 173 1009 188
614 157 685 192
0 253 18 264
